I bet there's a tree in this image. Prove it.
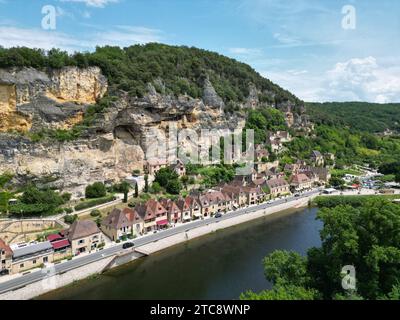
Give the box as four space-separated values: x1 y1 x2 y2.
155 168 179 188
329 176 346 189
85 182 107 199
144 175 149 193
241 198 400 300
395 172 400 184
166 179 182 195
90 209 101 217
119 181 130 203
134 183 139 198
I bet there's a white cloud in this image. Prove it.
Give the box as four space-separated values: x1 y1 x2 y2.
263 56 400 103
0 25 163 52
60 0 119 8
228 47 262 56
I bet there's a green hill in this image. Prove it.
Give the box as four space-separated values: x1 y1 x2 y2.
307 102 400 133
0 43 301 107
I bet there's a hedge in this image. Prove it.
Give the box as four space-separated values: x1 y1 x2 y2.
74 195 116 211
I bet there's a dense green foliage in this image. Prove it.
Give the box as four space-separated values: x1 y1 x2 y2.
241 198 400 300
85 182 107 199
0 44 300 106
8 186 69 217
244 107 287 145
154 167 182 195
307 102 400 133
284 124 400 168
74 195 115 211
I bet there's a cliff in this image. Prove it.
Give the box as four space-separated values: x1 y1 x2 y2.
0 44 306 197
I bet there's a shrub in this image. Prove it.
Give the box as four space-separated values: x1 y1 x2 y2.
74 195 115 211
64 214 78 224
85 182 107 199
90 209 101 217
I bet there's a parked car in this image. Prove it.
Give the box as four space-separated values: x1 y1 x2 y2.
215 213 223 219
294 193 301 197
122 242 135 249
0 269 9 276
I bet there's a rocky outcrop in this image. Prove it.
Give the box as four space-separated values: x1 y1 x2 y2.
0 67 107 132
0 66 305 197
0 133 143 197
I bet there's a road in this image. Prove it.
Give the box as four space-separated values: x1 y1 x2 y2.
0 189 319 295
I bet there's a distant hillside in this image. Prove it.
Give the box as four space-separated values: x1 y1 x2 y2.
307 102 400 133
0 44 301 108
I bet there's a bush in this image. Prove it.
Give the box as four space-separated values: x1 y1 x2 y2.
74 195 115 211
64 207 74 214
85 182 107 199
90 209 101 217
64 214 78 224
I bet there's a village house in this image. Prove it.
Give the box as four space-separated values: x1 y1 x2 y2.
310 150 324 166
65 220 103 256
136 199 168 232
144 159 168 175
255 148 270 162
255 160 280 174
10 241 54 274
204 191 230 214
266 178 291 198
0 238 12 275
290 174 313 192
47 233 72 261
186 196 202 220
221 184 248 208
101 208 138 241
160 199 182 225
123 208 145 236
176 197 193 222
276 131 292 143
169 159 186 177
243 185 265 205
198 194 213 217
298 166 331 184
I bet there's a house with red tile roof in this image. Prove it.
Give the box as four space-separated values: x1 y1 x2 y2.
266 178 291 198
290 174 312 192
0 238 12 274
136 199 168 233
160 199 182 224
176 197 193 222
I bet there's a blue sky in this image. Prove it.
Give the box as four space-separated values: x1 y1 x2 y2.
0 0 399 103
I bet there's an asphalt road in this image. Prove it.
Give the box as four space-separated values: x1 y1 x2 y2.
0 189 320 295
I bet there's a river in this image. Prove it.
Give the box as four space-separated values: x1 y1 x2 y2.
38 207 322 300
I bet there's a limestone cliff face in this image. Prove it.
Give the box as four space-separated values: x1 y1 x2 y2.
0 134 144 197
0 67 304 197
0 67 107 133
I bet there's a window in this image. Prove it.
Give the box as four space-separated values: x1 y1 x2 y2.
78 239 85 244
20 263 24 268
43 257 48 263
33 260 36 264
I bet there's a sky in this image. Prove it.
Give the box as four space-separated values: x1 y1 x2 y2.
0 0 399 103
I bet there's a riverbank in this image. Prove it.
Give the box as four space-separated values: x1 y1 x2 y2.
0 193 316 300
38 207 322 300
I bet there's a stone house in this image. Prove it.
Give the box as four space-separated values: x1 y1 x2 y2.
310 151 324 166
65 220 103 256
266 178 291 198
290 174 313 191
160 199 182 224
0 238 12 275
10 241 54 274
176 197 193 222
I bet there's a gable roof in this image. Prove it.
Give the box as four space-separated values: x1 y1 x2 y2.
135 199 167 220
122 208 143 223
67 220 101 241
0 238 12 258
291 173 311 185
102 208 134 230
266 178 289 189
